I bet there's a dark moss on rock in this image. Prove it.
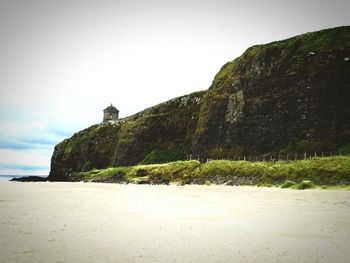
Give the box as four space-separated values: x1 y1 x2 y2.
11 176 47 182
192 26 350 159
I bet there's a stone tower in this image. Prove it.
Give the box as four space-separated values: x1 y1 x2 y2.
103 104 119 122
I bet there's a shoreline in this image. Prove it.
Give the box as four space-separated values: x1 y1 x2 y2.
8 176 350 190
1 180 350 262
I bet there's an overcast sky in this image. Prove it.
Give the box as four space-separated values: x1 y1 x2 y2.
0 0 349 175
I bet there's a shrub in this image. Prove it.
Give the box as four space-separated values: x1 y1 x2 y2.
297 180 315 190
257 183 274 187
281 180 297 188
339 142 350 155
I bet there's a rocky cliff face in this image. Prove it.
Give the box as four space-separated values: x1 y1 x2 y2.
49 26 350 181
193 26 350 158
49 91 204 180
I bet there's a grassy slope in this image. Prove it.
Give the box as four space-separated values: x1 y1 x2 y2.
71 156 350 188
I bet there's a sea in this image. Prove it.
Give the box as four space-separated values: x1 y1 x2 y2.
0 175 18 181
0 175 47 181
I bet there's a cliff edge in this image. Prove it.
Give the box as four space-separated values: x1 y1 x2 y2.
49 26 350 181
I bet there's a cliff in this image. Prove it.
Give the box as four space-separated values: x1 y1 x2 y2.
193 26 350 158
49 26 350 181
49 91 204 180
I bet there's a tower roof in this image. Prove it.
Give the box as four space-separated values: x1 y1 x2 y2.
103 104 119 113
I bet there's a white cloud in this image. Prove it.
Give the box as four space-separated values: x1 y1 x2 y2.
0 0 349 175
0 149 50 167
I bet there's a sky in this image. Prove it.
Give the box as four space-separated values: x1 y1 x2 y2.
0 0 349 176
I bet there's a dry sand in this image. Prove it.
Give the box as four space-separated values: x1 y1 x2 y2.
0 181 350 263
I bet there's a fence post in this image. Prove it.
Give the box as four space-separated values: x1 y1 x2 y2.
304 153 307 160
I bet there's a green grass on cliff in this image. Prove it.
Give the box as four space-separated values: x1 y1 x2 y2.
71 156 350 188
139 149 185 165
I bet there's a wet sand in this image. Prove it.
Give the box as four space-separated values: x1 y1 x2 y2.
0 181 350 263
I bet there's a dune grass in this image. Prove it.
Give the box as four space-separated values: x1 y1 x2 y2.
71 156 350 189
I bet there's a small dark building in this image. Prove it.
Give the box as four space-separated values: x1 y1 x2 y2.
103 104 119 122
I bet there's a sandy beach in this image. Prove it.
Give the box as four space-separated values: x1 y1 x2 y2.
0 181 350 263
